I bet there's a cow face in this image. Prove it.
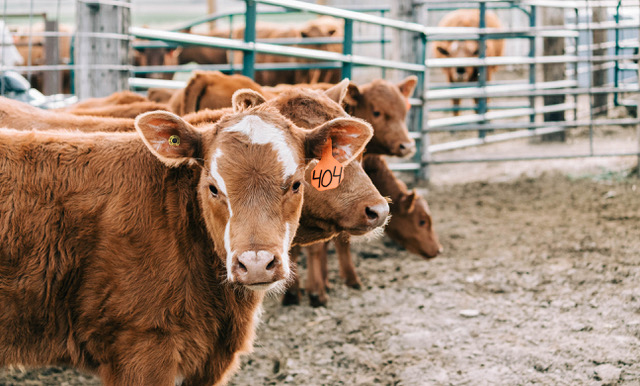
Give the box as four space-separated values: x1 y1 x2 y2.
135 90 372 292
433 40 480 83
343 77 417 158
267 83 389 246
386 191 443 259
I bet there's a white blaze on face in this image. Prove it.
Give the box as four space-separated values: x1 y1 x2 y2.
224 115 298 178
210 149 235 280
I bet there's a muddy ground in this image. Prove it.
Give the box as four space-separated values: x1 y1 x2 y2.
1 163 639 385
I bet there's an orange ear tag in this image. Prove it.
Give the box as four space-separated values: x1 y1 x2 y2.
406 98 412 111
311 138 344 191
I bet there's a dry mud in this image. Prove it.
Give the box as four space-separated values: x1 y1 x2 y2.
2 168 639 385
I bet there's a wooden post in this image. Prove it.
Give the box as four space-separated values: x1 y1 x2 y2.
207 0 216 33
391 0 419 81
591 6 608 113
75 0 131 100
541 6 566 141
43 19 61 95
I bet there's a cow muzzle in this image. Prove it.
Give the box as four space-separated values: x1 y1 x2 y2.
232 250 285 288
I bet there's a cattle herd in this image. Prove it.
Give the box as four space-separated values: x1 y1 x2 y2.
0 9 505 386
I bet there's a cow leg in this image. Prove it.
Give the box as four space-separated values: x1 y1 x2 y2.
334 233 362 289
282 246 301 306
306 242 328 307
452 98 461 117
99 334 178 386
321 241 331 291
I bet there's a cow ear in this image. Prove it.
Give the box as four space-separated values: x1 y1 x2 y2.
182 71 210 114
305 117 372 165
398 189 417 214
324 78 350 105
232 89 266 112
397 75 418 98
135 111 202 167
342 81 360 110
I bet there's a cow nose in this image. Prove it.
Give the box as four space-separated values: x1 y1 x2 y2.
365 202 390 228
456 67 466 75
398 141 416 157
233 250 281 286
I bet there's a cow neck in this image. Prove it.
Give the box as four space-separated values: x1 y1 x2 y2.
364 157 407 212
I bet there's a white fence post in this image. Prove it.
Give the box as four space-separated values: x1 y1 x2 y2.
74 0 131 100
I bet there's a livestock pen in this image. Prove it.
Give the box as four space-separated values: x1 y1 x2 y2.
1 0 640 385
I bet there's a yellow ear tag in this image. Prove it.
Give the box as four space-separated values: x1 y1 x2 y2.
168 135 180 146
311 138 344 191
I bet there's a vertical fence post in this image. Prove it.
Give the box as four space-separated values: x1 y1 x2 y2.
477 2 488 139
43 19 61 95
592 5 608 114
528 5 536 124
341 19 353 80
392 0 428 180
243 0 256 79
541 5 566 142
75 0 131 100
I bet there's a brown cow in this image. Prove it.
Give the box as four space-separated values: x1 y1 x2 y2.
0 96 135 132
302 154 443 307
431 9 505 115
268 76 419 157
168 70 270 115
60 90 149 111
148 87 178 103
0 93 372 385
133 43 182 80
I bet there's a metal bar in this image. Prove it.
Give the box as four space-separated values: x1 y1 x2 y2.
342 18 353 79
477 2 488 139
427 152 640 165
426 118 640 132
428 103 575 129
528 4 536 124
243 0 257 78
429 126 567 153
427 84 640 100
129 27 425 72
427 54 640 68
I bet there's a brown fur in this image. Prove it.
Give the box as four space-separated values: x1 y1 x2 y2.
169 71 269 115
431 9 505 115
267 77 418 157
303 154 443 306
0 98 371 384
65 101 170 119
0 96 135 132
148 88 178 103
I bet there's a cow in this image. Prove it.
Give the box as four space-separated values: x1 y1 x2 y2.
301 154 443 307
168 71 270 115
148 87 178 103
0 91 373 385
0 96 135 132
431 9 505 116
267 76 419 157
60 90 149 111
133 42 182 80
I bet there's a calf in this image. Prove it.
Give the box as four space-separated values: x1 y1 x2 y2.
0 94 372 385
268 76 419 157
168 71 269 115
305 155 443 307
432 9 505 115
0 96 135 132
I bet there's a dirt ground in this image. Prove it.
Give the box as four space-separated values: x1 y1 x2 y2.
1 158 639 385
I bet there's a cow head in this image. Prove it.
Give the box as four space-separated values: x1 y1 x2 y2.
268 80 389 245
342 76 417 157
135 89 372 292
363 155 442 259
133 42 182 80
432 9 505 84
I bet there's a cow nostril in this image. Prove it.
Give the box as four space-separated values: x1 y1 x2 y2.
265 256 276 271
238 262 247 273
399 143 407 150
365 206 379 221
456 67 466 75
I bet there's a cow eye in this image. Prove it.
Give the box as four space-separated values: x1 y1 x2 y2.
372 110 381 118
419 219 427 227
209 184 218 197
292 181 301 193
437 47 449 56
473 49 480 56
